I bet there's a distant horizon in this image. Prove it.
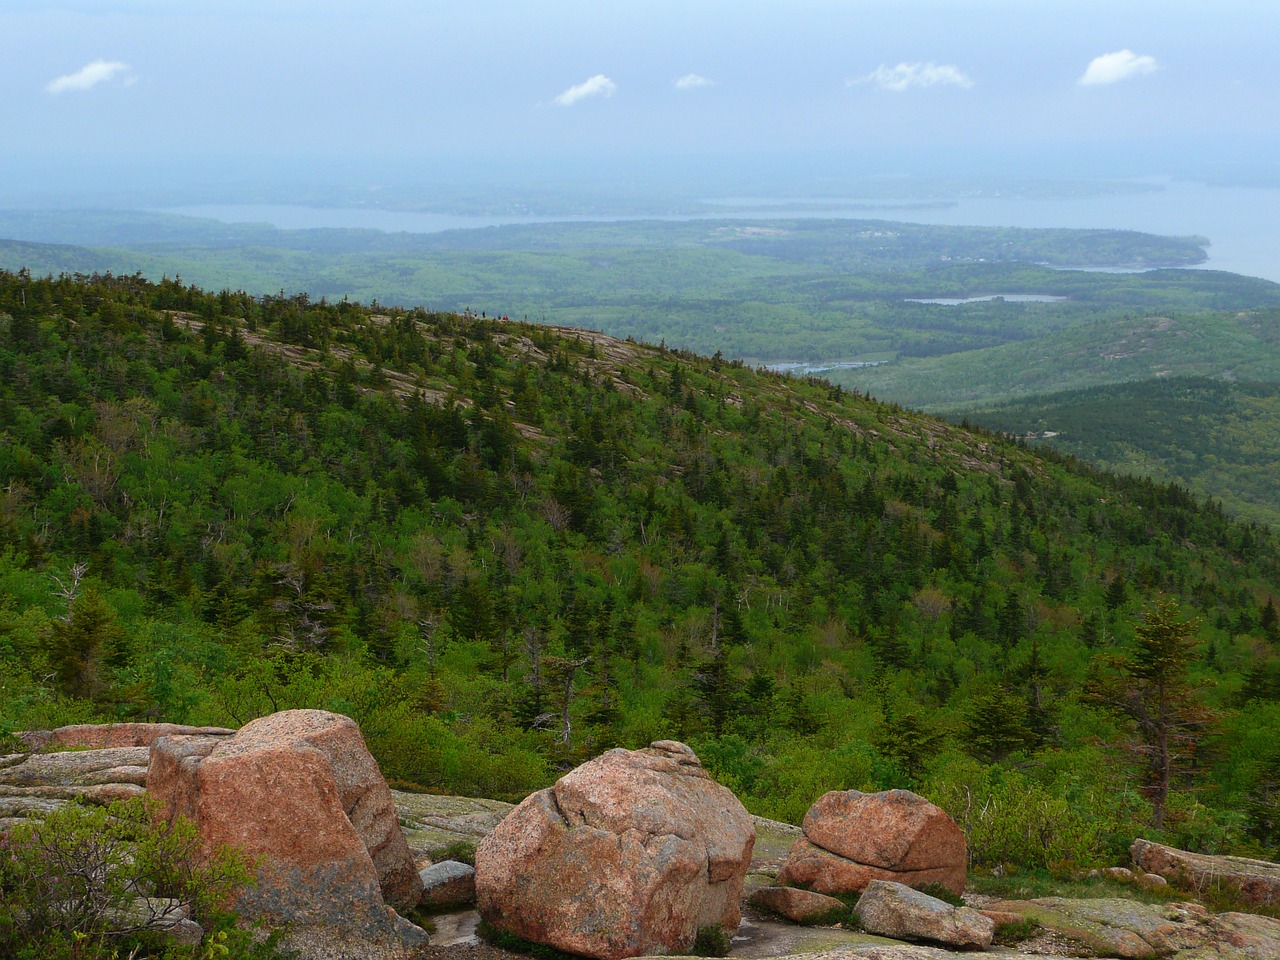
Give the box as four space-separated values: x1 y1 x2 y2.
4 142 1280 211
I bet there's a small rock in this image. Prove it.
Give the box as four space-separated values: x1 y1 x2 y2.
419 860 476 908
855 879 994 950
1140 872 1168 889
749 886 848 923
1107 866 1134 881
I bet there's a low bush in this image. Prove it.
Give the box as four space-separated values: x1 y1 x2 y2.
690 924 731 957
0 798 287 959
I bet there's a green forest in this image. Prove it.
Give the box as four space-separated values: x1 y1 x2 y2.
2 269 1280 875
962 376 1280 529
2 212 1255 369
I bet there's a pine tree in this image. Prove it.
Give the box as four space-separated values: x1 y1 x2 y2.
1088 598 1215 830
962 683 1032 763
47 587 122 702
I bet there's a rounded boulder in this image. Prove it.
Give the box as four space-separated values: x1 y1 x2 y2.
476 740 755 959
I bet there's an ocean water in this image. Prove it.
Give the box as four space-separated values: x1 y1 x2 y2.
167 179 1280 283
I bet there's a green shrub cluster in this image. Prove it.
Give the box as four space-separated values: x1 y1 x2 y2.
0 799 287 960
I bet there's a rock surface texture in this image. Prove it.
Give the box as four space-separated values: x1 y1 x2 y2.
779 790 966 897
749 885 849 923
855 880 993 950
1132 838 1280 906
0 745 150 826
19 722 234 752
475 739 755 960
419 859 477 907
987 895 1280 959
146 709 426 960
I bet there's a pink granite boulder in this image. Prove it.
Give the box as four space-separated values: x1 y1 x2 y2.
147 709 425 960
779 789 966 897
476 740 755 959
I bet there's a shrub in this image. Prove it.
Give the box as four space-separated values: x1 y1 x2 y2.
0 798 268 959
925 760 1131 871
690 924 731 957
993 917 1041 946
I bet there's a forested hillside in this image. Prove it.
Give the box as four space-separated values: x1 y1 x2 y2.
964 377 1280 529
2 270 1279 871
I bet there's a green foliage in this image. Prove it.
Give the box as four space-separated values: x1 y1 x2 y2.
433 840 477 867
477 918 579 960
968 868 1176 905
992 917 1041 946
690 925 732 957
916 882 964 907
0 270 1276 856
926 760 1132 870
841 307 1280 414
966 377 1280 528
0 798 262 959
1087 598 1214 831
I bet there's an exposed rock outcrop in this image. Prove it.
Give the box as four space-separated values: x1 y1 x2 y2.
147 709 426 960
854 879 992 951
476 740 755 960
988 896 1231 958
0 745 149 826
19 722 234 753
1132 838 1280 906
779 790 966 897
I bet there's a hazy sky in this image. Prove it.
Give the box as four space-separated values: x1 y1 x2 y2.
6 1 1280 194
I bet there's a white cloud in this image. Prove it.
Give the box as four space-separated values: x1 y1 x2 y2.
674 73 714 90
46 60 133 94
853 62 973 93
553 74 617 107
1078 49 1158 86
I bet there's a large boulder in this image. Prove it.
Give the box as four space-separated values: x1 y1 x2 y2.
476 740 755 960
855 879 992 950
147 709 426 960
1132 838 1280 906
779 790 966 897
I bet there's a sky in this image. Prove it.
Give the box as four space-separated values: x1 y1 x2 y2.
5 0 1280 199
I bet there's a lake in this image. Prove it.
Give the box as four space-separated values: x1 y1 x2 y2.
167 179 1280 283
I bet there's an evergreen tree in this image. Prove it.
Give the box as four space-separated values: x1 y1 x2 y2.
47 587 122 702
1087 598 1214 830
962 683 1032 763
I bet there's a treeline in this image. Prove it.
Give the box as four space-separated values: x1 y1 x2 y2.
1 269 1279 869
